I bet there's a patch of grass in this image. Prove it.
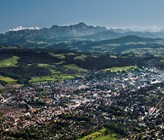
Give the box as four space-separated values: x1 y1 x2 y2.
105 66 137 72
37 64 51 67
37 63 58 70
159 59 164 63
67 52 75 56
49 53 66 59
30 75 57 82
0 76 17 84
30 74 80 83
91 54 99 58
74 54 87 61
37 63 61 75
50 69 61 75
54 61 65 65
110 55 118 58
63 64 87 72
0 56 19 68
93 134 116 140
122 48 164 57
59 74 80 80
125 42 146 45
78 128 116 140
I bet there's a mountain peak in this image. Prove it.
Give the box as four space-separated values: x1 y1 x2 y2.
0 22 108 42
51 22 88 29
76 22 87 26
51 25 59 29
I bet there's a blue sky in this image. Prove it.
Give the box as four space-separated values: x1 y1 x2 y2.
0 0 164 32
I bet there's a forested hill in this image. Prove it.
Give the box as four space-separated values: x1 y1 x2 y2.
0 48 154 85
1 22 164 48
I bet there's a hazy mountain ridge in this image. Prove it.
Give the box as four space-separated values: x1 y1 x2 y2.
0 22 107 41
1 23 164 56
1 23 164 46
47 35 164 56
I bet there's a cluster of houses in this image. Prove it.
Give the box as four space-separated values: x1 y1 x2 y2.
0 66 163 139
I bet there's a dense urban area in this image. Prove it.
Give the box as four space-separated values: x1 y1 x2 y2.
0 59 163 139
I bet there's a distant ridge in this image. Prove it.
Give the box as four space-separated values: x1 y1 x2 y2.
1 22 164 47
0 22 107 40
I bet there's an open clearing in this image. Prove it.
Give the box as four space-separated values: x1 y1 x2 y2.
0 56 19 67
105 66 137 72
78 128 116 140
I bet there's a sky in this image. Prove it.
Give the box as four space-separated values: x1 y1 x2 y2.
0 0 164 32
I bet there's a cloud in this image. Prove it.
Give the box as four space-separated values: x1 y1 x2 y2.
130 25 163 32
110 25 164 32
9 26 40 31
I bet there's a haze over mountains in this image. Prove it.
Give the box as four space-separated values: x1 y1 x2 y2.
0 23 106 42
0 22 164 57
1 22 164 42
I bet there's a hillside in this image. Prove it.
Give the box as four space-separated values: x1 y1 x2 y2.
0 48 148 85
1 23 164 48
0 23 107 45
49 36 164 57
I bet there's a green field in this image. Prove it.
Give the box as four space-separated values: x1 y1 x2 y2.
0 56 19 67
30 74 80 83
105 66 137 72
159 59 164 63
37 63 52 67
0 49 145 84
66 52 75 56
92 134 116 140
0 76 17 84
64 64 87 72
110 55 118 58
49 53 66 59
78 128 117 140
37 63 58 72
74 54 87 61
122 48 164 57
30 63 82 82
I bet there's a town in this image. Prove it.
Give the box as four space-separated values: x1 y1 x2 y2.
0 65 164 139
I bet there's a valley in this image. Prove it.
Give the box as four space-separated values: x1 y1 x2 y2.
0 23 164 140
0 60 163 139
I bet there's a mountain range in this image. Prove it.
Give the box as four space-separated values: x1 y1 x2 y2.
1 22 164 45
0 22 106 43
0 22 164 57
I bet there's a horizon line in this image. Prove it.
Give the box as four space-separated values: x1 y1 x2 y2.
1 23 164 33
